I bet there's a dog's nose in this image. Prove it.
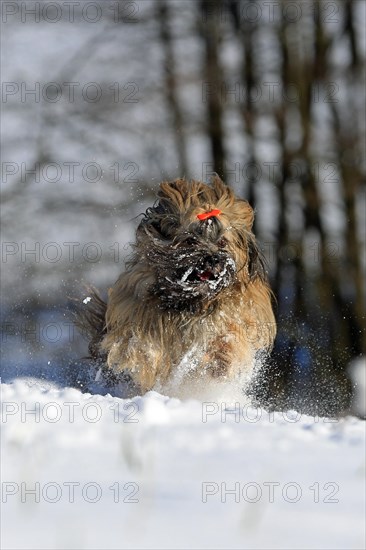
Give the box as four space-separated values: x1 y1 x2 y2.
195 216 222 241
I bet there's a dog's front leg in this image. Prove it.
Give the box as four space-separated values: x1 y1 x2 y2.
203 324 255 379
106 336 170 393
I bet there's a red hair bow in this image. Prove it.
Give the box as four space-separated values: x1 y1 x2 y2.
197 209 222 221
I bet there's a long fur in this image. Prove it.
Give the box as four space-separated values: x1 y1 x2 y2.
76 176 276 393
72 286 107 362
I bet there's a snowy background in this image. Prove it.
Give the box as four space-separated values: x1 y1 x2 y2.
1 1 365 548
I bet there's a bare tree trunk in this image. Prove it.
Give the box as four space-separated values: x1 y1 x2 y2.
273 14 292 300
345 0 360 68
157 1 188 176
200 0 226 179
330 98 365 355
295 4 343 365
239 5 257 223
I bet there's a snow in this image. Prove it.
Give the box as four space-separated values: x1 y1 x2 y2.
1 379 365 550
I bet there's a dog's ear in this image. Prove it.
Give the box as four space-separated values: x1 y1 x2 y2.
240 201 255 230
247 234 266 281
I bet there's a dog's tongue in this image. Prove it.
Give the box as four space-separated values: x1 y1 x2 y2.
198 270 212 281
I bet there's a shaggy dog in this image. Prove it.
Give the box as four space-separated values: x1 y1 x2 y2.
78 176 276 395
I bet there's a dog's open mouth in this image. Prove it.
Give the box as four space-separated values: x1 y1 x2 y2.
153 252 237 311
174 257 233 287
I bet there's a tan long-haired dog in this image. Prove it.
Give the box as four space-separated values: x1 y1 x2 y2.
79 176 276 394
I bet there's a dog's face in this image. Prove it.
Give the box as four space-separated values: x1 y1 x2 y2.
135 176 265 312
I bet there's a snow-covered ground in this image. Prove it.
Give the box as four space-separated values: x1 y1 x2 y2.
1 379 365 550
